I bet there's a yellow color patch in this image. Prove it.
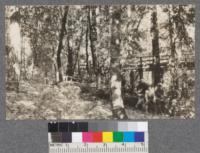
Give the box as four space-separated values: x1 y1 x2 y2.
103 132 113 142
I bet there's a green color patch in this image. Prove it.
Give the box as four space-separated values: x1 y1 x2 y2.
113 132 123 142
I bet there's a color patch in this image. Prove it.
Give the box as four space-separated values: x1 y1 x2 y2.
135 132 144 142
83 132 93 142
137 122 148 132
59 122 69 132
51 132 62 142
118 122 128 131
48 123 58 132
127 122 137 131
113 132 123 142
78 122 88 132
123 132 135 142
92 132 102 142
72 132 82 142
69 122 79 132
61 132 71 143
103 132 113 142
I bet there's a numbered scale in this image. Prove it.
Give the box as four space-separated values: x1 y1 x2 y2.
49 142 148 153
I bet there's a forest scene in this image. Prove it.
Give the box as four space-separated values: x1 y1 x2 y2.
5 5 195 120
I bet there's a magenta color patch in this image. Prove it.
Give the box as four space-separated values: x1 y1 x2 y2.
82 132 93 142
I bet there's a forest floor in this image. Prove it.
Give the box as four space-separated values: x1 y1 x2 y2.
6 80 113 120
6 80 193 120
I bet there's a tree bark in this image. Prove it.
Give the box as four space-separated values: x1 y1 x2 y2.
57 6 69 82
72 28 84 74
85 15 89 74
168 6 176 59
110 6 124 110
168 6 179 89
66 36 73 76
151 6 161 86
88 6 98 76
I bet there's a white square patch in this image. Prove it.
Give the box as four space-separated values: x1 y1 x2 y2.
72 132 82 142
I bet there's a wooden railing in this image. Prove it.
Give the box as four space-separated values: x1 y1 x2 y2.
79 53 195 72
123 53 195 71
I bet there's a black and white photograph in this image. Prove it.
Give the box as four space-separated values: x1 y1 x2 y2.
5 5 195 120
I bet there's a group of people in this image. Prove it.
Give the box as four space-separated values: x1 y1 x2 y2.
134 79 180 116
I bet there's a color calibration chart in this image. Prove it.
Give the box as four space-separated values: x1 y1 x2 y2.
48 121 148 153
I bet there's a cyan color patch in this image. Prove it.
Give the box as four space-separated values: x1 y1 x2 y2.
135 132 144 142
123 132 135 142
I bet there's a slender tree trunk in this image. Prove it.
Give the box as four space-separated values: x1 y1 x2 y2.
151 6 161 86
88 6 101 89
85 16 89 74
32 8 38 67
71 27 84 76
67 15 84 77
110 6 125 112
67 36 73 76
168 6 176 59
168 6 178 88
78 58 81 76
88 6 98 76
32 33 38 67
57 6 69 82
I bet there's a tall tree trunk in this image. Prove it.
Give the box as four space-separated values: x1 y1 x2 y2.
110 6 127 119
67 36 73 76
168 6 178 88
57 6 69 82
168 6 176 59
88 6 101 89
88 6 98 76
72 29 84 74
32 8 39 68
151 6 161 86
85 16 89 74
32 32 38 67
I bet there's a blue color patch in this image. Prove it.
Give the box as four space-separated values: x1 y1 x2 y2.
135 132 144 142
123 132 135 142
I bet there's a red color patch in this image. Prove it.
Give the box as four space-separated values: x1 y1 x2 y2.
92 132 102 142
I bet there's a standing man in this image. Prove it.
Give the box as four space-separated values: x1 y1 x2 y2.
155 83 165 114
135 79 149 112
130 70 135 94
